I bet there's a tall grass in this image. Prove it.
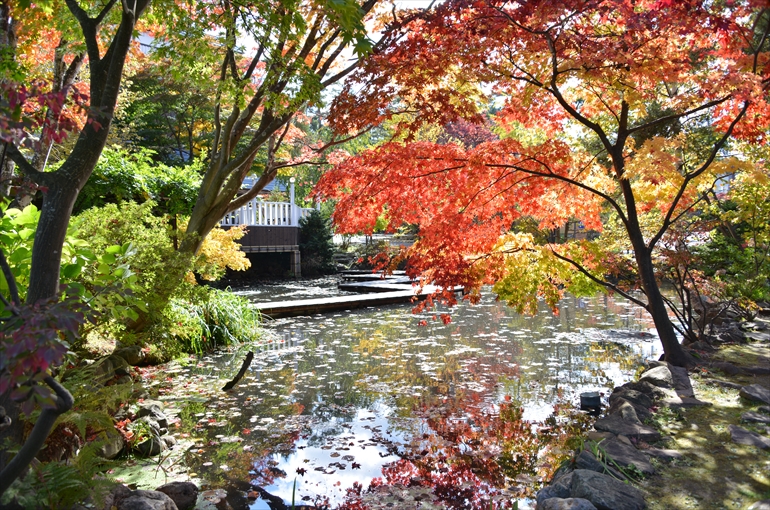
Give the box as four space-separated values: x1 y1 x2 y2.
160 288 262 355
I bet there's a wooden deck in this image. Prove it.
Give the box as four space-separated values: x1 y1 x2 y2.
254 290 421 318
254 273 461 319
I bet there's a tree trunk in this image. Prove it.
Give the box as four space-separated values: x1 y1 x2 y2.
637 252 691 366
624 216 691 367
25 138 104 303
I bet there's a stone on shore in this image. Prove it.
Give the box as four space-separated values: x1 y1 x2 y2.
742 411 770 424
642 447 683 462
569 469 647 510
728 424 770 449
609 388 653 410
598 437 655 475
156 482 198 510
594 415 661 442
539 498 598 510
740 385 770 406
639 365 674 389
115 489 179 510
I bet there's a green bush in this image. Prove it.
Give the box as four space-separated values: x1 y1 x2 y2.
299 210 336 276
69 200 192 336
0 202 145 344
73 146 202 216
696 172 770 310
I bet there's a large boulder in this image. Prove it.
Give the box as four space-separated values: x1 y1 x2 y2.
609 388 653 409
114 345 146 366
728 425 770 449
137 400 169 431
642 447 683 462
742 411 770 424
537 473 573 506
115 490 178 510
574 450 625 480
539 498 598 510
569 469 647 510
132 416 167 457
156 482 198 510
95 426 125 459
639 366 673 389
608 398 650 425
598 438 655 475
93 354 130 383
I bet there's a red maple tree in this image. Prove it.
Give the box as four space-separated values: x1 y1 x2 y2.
317 0 770 367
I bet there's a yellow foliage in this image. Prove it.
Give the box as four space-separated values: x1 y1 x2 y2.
624 135 685 205
179 220 251 282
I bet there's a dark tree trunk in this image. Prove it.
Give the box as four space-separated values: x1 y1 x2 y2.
621 178 691 367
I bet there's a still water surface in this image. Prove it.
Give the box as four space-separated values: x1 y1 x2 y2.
163 279 662 509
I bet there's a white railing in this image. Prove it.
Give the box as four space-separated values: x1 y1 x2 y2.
220 199 314 227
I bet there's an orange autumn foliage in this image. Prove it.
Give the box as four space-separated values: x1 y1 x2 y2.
317 0 770 366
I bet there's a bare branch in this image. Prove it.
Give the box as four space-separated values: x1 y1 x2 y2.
0 249 20 307
0 377 74 496
549 249 650 309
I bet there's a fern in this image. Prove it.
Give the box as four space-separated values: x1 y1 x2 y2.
1 440 120 508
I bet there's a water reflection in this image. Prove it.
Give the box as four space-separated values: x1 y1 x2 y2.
166 286 661 509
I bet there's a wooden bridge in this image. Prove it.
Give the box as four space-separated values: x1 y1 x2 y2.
220 199 315 276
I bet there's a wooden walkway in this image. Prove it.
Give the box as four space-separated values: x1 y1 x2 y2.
255 290 421 318
254 272 460 319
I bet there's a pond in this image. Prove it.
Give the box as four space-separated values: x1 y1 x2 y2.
139 280 662 509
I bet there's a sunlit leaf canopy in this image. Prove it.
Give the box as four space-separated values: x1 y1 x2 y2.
316 0 770 308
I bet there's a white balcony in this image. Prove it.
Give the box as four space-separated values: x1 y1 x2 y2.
220 199 314 227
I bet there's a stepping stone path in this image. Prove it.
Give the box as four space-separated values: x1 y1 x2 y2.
740 384 770 406
728 424 770 449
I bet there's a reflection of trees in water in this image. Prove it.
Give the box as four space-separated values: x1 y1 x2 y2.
174 290 652 506
338 392 592 509
257 291 649 428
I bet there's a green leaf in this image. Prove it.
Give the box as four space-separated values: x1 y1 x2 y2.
8 247 30 264
99 253 117 265
67 282 87 297
76 249 96 261
105 245 122 254
61 264 83 279
18 228 35 240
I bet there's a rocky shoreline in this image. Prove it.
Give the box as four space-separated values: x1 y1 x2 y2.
534 316 770 510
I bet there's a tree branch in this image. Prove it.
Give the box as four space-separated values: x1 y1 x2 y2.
0 377 74 497
549 249 649 309
0 249 20 307
648 101 749 251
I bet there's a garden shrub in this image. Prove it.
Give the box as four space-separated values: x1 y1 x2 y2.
299 210 336 276
696 171 770 312
73 146 202 216
69 201 190 332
